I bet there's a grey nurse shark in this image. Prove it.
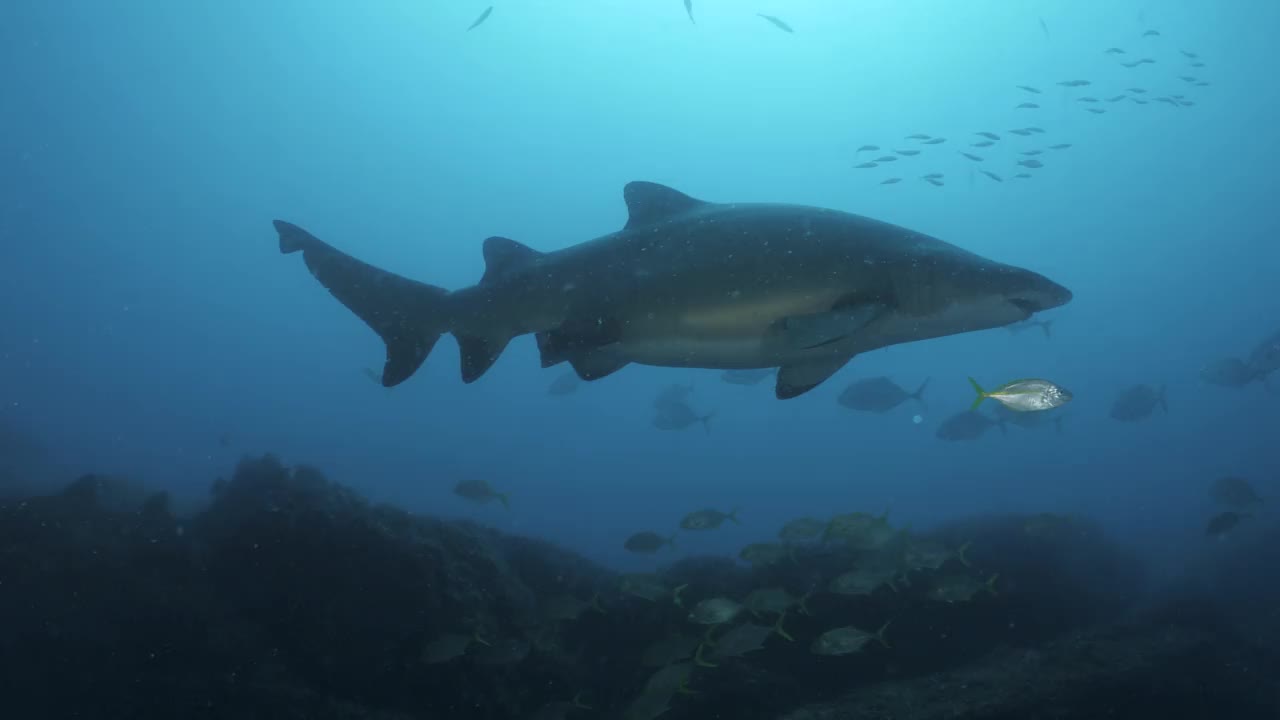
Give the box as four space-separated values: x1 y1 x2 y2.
273 181 1071 399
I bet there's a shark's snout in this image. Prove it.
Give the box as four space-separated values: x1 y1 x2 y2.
1006 274 1072 316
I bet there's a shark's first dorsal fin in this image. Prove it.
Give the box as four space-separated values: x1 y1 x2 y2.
481 236 543 285
623 182 707 231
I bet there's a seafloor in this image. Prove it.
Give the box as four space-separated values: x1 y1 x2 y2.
1 455 1276 719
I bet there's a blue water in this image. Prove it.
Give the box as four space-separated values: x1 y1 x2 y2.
2 0 1276 577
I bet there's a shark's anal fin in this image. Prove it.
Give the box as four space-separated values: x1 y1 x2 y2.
777 353 855 399
622 182 708 230
273 220 451 387
568 346 630 381
480 236 543 285
778 303 886 350
456 333 513 383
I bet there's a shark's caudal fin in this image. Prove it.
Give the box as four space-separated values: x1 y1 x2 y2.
274 220 451 386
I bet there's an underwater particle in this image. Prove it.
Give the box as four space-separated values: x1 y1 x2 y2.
912 414 923 424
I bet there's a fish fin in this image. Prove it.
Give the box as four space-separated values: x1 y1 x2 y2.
455 332 513 383
912 377 931 410
774 611 794 641
727 507 740 524
700 412 715 435
495 492 510 510
479 236 543 286
876 619 893 648
1157 384 1169 413
1041 319 1053 339
693 642 718 668
968 377 988 410
675 677 698 696
777 354 855 399
472 632 491 647
778 304 885 350
622 181 708 230
667 534 677 549
957 541 972 568
985 573 1000 596
571 693 593 710
537 318 625 368
274 220 451 386
568 346 631 381
673 584 687 608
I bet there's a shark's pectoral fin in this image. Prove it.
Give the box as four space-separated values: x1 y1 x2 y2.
779 303 887 350
777 354 855 399
456 332 513 383
568 345 631 381
537 317 624 368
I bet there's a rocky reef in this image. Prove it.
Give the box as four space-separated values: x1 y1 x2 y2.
1 455 1277 719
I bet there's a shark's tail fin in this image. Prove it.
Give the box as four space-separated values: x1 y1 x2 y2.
274 220 451 386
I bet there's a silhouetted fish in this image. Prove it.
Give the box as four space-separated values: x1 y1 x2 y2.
757 14 793 33
467 6 493 31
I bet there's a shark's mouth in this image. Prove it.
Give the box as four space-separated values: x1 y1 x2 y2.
1007 298 1040 317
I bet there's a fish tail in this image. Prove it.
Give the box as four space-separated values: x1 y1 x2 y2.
1041 319 1053 339
571 693 593 710
985 573 1000 596
875 619 893 648
967 377 988 410
675 677 698 696
957 540 973 568
471 631 491 647
727 507 740 524
912 377 931 409
496 492 510 510
799 589 813 616
673 584 688 608
701 411 715 434
774 611 795 641
693 642 719 668
667 533 678 549
274 220 453 388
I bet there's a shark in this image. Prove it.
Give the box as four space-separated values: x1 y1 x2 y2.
273 181 1072 399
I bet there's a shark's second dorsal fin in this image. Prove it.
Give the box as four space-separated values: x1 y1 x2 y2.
623 182 707 230
481 236 543 285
